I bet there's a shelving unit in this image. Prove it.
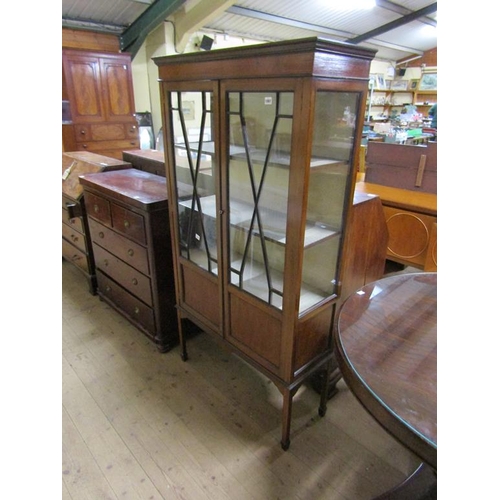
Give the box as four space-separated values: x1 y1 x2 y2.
365 87 437 124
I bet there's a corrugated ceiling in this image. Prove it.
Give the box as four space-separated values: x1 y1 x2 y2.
62 0 437 62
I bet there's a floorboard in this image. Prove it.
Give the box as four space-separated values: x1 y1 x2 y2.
62 260 421 499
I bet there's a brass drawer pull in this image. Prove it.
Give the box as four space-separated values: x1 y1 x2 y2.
128 248 134 257
99 232 104 239
124 220 130 228
103 259 109 267
134 306 140 315
93 204 100 213
132 278 138 286
105 285 111 293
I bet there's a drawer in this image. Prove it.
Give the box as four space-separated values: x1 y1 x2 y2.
94 244 152 306
111 203 146 245
73 124 91 142
97 270 155 335
62 208 84 233
88 218 149 275
62 238 89 273
76 139 140 152
62 222 86 253
74 123 139 142
85 191 112 226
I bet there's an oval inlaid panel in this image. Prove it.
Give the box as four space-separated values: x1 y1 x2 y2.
386 212 429 259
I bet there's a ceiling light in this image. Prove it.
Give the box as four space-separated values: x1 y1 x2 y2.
421 25 437 37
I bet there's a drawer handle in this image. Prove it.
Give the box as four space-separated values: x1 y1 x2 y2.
124 220 130 228
71 234 78 242
128 249 134 257
80 129 86 135
103 259 109 267
82 144 88 149
99 232 104 239
134 306 140 315
105 285 111 292
93 204 100 213
132 278 138 286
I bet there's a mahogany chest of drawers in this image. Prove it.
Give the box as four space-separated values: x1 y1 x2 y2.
62 151 131 293
79 169 177 351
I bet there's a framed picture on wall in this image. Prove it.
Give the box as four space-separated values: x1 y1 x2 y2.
391 80 408 91
409 79 419 90
375 74 386 90
419 72 437 91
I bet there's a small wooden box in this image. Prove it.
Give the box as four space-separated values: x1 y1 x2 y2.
365 141 437 194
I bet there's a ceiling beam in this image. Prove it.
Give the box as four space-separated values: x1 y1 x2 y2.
347 3 437 44
120 0 187 56
173 0 237 52
226 6 352 39
375 0 437 27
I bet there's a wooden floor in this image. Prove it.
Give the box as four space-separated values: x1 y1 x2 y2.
62 260 421 500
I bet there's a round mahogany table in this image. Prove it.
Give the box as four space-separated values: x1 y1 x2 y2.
334 272 437 478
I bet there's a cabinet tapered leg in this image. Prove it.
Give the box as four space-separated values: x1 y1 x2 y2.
178 314 188 361
318 360 331 417
281 388 293 451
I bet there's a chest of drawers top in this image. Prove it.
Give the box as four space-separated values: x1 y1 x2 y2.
79 169 169 211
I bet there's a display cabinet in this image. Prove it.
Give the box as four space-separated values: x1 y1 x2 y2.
155 37 375 449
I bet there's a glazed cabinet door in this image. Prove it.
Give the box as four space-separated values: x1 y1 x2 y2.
164 83 222 333
222 80 299 371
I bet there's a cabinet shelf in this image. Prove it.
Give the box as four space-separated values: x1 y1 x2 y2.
178 142 347 170
179 194 340 248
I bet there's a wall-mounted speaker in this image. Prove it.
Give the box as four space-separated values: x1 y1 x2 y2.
200 35 214 51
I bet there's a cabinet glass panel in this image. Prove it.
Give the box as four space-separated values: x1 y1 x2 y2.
169 91 217 274
299 91 359 313
227 91 294 309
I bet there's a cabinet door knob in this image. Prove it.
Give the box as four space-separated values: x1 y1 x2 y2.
124 220 130 228
134 306 140 315
103 259 109 267
82 144 88 149
94 205 100 213
105 285 111 292
128 249 134 257
98 232 104 239
80 129 86 135
132 278 138 286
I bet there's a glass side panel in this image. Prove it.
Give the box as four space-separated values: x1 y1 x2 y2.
227 91 293 309
299 91 359 314
169 91 217 274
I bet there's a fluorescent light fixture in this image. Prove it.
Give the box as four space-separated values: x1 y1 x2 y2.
421 24 437 37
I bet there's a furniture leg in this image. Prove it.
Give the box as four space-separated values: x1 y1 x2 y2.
178 313 188 361
281 387 293 451
318 360 331 417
